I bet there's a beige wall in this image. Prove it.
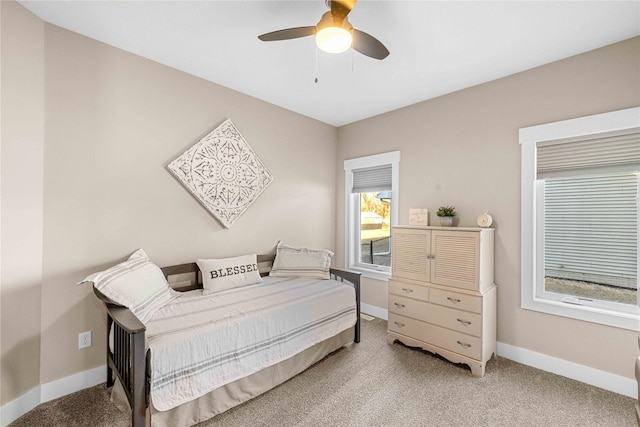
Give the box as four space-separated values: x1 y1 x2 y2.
1 1 337 402
39 25 337 385
336 37 640 380
0 1 45 403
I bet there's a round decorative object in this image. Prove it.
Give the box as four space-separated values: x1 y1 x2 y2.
477 211 493 228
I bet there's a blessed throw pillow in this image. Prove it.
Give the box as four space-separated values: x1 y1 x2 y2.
269 242 333 280
197 254 262 295
79 249 178 323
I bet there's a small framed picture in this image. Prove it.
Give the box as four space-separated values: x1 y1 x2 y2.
409 209 429 226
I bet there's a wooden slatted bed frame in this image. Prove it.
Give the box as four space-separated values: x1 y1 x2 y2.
93 252 361 427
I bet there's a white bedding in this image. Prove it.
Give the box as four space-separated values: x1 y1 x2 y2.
145 276 357 411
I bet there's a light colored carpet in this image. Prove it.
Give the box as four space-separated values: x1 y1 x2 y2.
10 318 636 426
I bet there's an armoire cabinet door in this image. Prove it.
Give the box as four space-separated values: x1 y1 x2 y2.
431 230 480 291
392 228 430 282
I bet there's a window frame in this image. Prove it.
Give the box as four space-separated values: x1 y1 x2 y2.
344 151 400 280
519 107 640 331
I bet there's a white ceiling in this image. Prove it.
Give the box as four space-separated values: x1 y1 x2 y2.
18 0 640 126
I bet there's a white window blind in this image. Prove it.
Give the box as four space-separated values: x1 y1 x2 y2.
537 130 640 179
351 165 392 193
544 173 638 288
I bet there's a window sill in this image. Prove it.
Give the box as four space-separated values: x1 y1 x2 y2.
523 296 640 331
349 266 390 282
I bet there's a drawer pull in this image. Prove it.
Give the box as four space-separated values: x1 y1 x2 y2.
456 318 472 326
394 321 405 328
394 302 406 308
402 288 414 293
456 340 472 348
447 297 462 304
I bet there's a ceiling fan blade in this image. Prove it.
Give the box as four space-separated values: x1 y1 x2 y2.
330 0 357 24
352 29 389 60
258 26 315 42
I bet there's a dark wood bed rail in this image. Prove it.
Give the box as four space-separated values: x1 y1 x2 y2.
93 256 361 427
92 288 147 426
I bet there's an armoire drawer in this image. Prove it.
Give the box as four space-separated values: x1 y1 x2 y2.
426 304 482 337
430 288 481 313
389 313 482 360
427 321 482 360
389 294 430 322
388 312 427 340
389 279 429 301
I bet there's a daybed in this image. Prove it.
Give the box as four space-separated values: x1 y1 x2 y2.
90 249 361 427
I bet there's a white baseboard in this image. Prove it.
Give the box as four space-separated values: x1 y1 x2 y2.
361 303 388 321
364 303 636 399
40 365 106 403
497 342 637 399
1 365 106 427
1 386 40 427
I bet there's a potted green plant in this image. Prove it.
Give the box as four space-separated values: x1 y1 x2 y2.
436 206 456 226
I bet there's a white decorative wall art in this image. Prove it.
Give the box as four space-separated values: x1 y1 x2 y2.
167 119 274 228
409 208 429 226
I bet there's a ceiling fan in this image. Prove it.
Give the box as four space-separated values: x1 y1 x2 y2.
258 0 390 60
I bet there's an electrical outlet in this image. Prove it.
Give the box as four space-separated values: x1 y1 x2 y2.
78 331 92 349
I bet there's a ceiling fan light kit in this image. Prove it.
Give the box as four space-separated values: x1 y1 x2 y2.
315 10 353 53
316 27 352 54
258 0 389 60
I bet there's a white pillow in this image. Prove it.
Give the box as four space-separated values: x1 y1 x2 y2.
269 242 333 280
80 249 178 323
197 254 262 295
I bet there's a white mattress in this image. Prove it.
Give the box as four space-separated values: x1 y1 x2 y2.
144 276 357 411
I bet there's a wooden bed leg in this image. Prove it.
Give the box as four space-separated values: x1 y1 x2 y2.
131 332 146 427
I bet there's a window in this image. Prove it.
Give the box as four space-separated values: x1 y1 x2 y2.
520 107 640 330
345 151 400 280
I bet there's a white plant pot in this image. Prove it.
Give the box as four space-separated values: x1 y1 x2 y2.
439 216 454 226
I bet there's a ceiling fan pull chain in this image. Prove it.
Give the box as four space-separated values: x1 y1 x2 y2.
351 49 355 72
315 45 319 83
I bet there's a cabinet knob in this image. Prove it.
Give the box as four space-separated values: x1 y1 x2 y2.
402 288 414 293
394 302 405 308
456 340 472 348
394 321 405 328
447 297 462 304
457 318 472 326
